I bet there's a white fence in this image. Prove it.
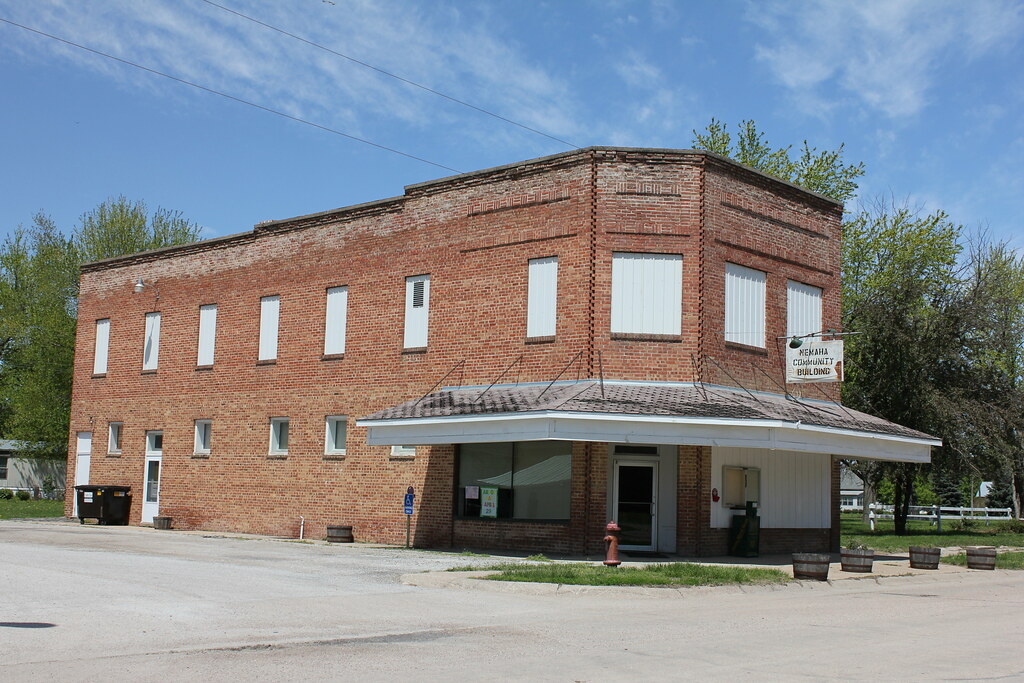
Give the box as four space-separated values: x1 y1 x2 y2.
864 503 1014 531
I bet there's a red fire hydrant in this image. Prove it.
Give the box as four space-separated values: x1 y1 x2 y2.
604 521 621 567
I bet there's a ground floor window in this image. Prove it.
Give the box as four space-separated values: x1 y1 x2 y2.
457 441 571 520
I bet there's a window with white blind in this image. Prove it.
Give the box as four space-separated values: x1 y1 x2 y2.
403 275 430 349
325 415 347 455
787 280 823 339
269 417 289 455
108 422 122 454
324 286 348 356
197 304 217 366
93 318 110 375
610 252 683 335
142 312 161 370
194 419 212 455
527 257 558 338
724 263 766 348
258 295 280 362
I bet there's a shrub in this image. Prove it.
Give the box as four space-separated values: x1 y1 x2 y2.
0 489 13 500
15 490 31 501
949 518 977 532
1001 518 1024 534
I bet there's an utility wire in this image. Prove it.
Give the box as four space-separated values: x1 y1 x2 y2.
198 0 580 150
0 16 462 174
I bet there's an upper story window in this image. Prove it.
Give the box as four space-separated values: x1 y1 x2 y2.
403 275 430 349
787 280 823 339
611 252 682 336
108 422 122 454
724 263 766 348
142 312 161 371
324 286 348 356
526 256 558 338
269 417 289 455
197 304 217 367
258 295 280 362
93 319 110 375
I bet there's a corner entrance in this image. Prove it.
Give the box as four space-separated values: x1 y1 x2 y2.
613 461 658 551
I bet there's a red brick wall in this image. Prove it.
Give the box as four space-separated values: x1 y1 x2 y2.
66 148 843 553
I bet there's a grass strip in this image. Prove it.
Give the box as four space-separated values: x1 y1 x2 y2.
0 499 65 520
450 562 788 587
940 551 1024 570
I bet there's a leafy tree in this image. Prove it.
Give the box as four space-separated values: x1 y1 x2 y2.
691 118 865 203
0 198 201 458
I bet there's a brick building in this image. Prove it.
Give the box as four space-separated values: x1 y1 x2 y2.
66 147 937 555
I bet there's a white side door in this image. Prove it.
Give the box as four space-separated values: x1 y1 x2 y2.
141 431 162 523
73 432 92 517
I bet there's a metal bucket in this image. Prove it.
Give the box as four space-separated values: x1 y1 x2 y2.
792 553 831 581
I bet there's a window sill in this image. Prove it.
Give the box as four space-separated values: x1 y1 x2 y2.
611 333 682 343
195 365 214 372
256 359 277 366
91 373 107 379
191 452 211 460
267 453 288 460
323 453 346 461
321 353 345 361
389 455 416 462
105 453 121 458
725 341 769 356
525 335 556 345
140 369 157 375
401 347 427 355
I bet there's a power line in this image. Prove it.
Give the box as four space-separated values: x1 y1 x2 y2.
198 0 580 150
0 16 462 174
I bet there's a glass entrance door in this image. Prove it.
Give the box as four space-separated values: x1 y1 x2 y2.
142 431 162 523
614 461 658 551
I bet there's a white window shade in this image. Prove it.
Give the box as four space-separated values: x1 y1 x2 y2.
403 275 430 348
324 286 348 355
787 281 823 338
527 257 558 337
143 312 160 370
611 253 683 335
258 296 280 361
725 263 766 347
93 319 110 374
197 304 217 366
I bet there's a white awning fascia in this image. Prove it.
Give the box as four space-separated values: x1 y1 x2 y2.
357 411 938 463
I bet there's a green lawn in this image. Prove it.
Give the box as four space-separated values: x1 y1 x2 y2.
0 499 65 520
841 513 1024 552
941 551 1024 570
452 562 789 587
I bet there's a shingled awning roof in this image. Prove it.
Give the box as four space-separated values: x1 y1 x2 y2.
357 381 939 463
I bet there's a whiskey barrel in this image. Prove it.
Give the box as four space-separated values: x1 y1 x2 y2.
326 525 353 543
792 553 831 581
966 546 996 570
909 546 940 569
840 547 874 573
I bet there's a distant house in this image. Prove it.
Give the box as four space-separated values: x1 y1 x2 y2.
0 440 67 497
840 466 865 511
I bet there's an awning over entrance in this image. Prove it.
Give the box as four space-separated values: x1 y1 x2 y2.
356 380 939 463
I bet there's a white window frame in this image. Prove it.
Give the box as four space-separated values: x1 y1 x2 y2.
197 304 218 367
391 445 416 458
724 263 767 348
324 415 347 456
610 252 683 335
93 318 110 375
142 312 161 370
787 280 823 339
324 286 348 356
526 256 558 338
258 295 280 362
194 419 212 455
108 422 122 454
403 275 430 349
269 417 289 455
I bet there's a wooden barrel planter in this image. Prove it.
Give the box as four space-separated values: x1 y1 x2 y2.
326 525 353 543
792 553 831 581
909 546 940 569
966 546 996 570
840 547 874 573
152 516 173 530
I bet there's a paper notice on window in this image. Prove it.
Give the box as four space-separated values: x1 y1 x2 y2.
465 485 479 500
480 487 498 518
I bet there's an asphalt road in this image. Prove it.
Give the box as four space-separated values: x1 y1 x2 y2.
3 519 1023 681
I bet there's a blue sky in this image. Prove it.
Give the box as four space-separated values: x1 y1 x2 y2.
1 0 1022 249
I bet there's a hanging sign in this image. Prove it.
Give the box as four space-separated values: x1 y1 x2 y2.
785 339 844 383
480 487 498 518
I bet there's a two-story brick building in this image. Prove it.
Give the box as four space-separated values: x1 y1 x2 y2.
66 147 937 555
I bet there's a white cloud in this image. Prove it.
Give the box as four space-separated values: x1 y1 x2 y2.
748 0 1023 118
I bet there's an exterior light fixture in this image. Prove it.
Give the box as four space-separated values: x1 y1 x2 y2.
133 278 160 300
134 278 145 294
788 337 803 349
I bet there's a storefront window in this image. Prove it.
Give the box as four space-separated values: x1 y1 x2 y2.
457 442 571 520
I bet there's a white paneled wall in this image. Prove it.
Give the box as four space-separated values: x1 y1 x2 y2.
711 447 831 528
611 252 682 335
787 280 823 338
725 263 766 347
